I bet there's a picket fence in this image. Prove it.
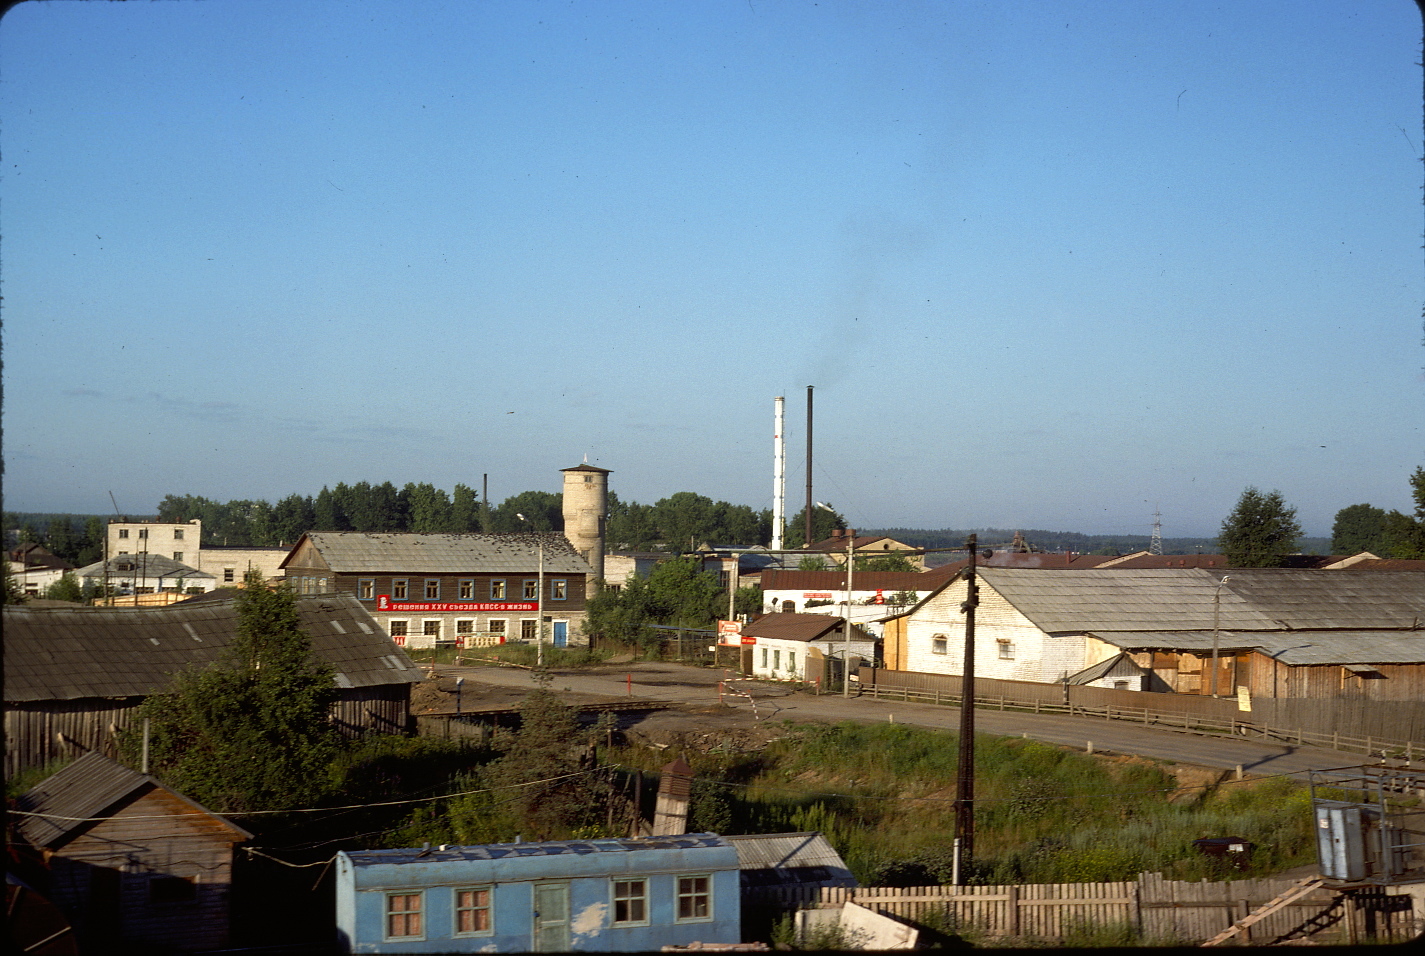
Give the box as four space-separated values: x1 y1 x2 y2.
755 872 1420 945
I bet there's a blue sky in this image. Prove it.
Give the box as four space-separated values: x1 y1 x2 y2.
2 0 1420 539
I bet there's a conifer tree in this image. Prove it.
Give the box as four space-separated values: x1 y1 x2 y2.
127 571 339 812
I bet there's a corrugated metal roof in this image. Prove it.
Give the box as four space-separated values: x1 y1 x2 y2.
1098 629 1425 665
13 752 251 850
4 593 424 702
978 568 1425 634
724 832 857 888
287 532 594 575
344 834 728 866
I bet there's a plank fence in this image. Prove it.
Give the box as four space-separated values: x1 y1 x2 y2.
856 667 1425 761
754 872 1421 945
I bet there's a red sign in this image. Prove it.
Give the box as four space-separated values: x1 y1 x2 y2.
804 592 833 599
741 635 757 646
377 596 538 612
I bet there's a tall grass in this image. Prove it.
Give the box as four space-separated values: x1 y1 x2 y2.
613 721 1320 886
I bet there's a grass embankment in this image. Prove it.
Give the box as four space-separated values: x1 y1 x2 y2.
613 721 1323 885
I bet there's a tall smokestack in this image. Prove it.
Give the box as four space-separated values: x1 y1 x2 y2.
805 385 814 549
773 396 785 551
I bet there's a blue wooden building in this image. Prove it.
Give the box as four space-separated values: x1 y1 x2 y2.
335 834 742 952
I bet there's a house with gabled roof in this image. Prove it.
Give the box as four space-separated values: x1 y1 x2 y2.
6 543 74 597
11 752 252 953
741 612 877 683
804 530 924 570
73 553 217 599
280 531 596 649
4 593 424 777
882 568 1425 701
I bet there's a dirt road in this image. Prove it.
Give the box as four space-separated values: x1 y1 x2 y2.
423 660 1364 779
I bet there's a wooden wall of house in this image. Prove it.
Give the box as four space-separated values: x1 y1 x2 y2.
4 698 139 779
329 685 413 738
8 686 414 777
45 787 242 953
1246 658 1425 702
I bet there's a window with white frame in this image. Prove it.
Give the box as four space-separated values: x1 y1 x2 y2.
612 879 647 925
456 619 475 637
997 639 1015 660
453 886 492 936
488 619 507 638
675 875 712 922
424 620 442 643
389 620 409 643
551 579 567 600
386 892 423 940
932 634 948 655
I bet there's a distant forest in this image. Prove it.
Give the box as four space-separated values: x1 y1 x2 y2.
6 484 1327 565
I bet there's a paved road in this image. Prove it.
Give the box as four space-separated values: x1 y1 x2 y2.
443 661 1369 780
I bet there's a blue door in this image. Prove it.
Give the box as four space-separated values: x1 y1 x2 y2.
552 621 568 647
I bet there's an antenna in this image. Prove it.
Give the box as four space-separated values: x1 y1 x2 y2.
1150 505 1163 556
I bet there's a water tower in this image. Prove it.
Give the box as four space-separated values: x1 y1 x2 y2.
562 462 610 595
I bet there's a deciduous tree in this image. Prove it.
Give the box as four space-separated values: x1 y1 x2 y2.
1217 487 1302 567
1331 503 1388 555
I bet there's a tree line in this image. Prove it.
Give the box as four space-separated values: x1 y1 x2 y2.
1329 466 1425 558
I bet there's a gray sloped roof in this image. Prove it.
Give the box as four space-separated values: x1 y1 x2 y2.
4 593 423 703
73 553 215 581
1098 629 1425 665
1065 652 1151 685
977 568 1425 634
13 752 251 850
286 532 593 575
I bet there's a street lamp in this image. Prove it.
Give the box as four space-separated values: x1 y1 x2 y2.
1211 575 1231 698
516 514 545 668
817 502 854 699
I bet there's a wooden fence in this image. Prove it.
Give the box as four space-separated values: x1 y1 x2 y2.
857 667 1425 761
755 872 1420 945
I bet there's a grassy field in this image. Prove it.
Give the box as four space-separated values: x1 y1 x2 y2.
611 721 1325 885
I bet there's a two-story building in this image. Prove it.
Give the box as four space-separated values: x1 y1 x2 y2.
279 532 595 649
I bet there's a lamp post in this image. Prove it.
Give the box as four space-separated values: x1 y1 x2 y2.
817 502 854 698
516 514 545 668
1211 575 1231 698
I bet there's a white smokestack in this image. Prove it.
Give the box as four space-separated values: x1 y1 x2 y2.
773 396 785 550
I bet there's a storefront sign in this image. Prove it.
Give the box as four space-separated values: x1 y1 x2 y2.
377 596 538 612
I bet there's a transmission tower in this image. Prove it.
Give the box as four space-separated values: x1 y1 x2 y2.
1149 505 1163 556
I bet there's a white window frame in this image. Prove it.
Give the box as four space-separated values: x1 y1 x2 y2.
997 639 1015 660
488 618 508 638
490 579 507 600
932 634 948 655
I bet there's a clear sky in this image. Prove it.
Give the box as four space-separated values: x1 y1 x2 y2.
2 0 1420 539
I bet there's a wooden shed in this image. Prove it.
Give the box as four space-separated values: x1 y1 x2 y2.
11 752 252 953
4 593 425 778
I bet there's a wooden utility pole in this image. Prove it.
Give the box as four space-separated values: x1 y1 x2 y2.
953 534 980 879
